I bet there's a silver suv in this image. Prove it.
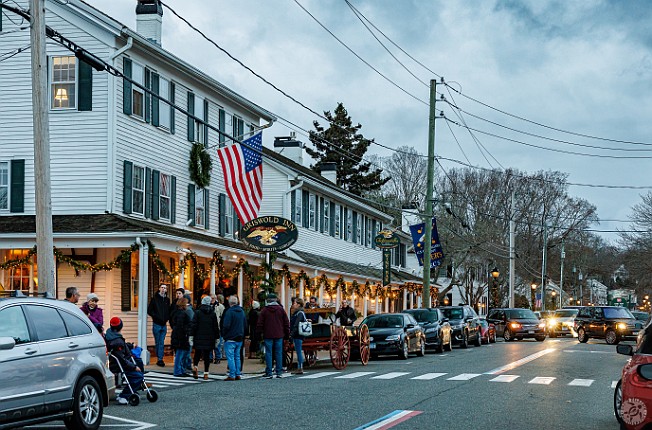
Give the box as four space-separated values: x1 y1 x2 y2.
0 296 115 429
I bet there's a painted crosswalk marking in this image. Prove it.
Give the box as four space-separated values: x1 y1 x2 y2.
490 375 520 383
447 373 481 381
335 372 377 379
371 372 411 380
529 377 556 385
568 379 594 387
411 373 447 380
298 372 341 379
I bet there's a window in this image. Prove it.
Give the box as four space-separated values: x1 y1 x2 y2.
0 161 8 210
160 173 171 221
294 189 302 226
51 56 76 109
194 96 205 144
225 198 234 237
323 199 330 233
24 305 68 341
308 194 316 230
159 77 171 129
0 306 31 344
130 251 139 310
356 214 362 244
132 165 145 215
195 187 205 227
232 115 244 143
346 209 353 242
7 249 33 291
365 217 371 247
334 204 341 238
131 62 145 119
59 310 92 336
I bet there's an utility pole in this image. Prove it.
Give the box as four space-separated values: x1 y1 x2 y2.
559 240 565 309
509 190 515 308
540 223 548 311
422 78 439 308
30 0 55 296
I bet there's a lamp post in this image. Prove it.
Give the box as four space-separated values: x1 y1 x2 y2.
490 267 500 308
531 283 537 310
551 291 557 310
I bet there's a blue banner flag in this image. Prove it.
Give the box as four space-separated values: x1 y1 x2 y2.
409 218 445 269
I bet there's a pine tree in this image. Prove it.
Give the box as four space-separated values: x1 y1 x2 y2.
306 103 388 196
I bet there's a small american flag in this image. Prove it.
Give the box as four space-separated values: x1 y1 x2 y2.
217 132 263 224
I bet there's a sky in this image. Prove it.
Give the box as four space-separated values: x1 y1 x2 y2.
83 0 652 243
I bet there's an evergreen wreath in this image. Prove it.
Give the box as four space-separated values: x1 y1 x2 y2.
189 143 212 188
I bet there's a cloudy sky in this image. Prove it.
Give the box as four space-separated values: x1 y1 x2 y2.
84 0 652 242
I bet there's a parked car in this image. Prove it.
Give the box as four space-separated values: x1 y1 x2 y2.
575 306 642 345
547 308 579 338
486 308 546 341
405 308 453 353
615 323 652 429
631 311 650 323
0 295 115 430
478 318 496 344
439 305 482 348
362 313 426 359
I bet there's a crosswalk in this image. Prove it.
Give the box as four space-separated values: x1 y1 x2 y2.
143 371 258 390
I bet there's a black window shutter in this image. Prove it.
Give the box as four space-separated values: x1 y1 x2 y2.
187 92 195 142
329 202 336 236
170 175 176 224
352 211 358 244
122 58 132 115
170 82 176 134
187 184 196 226
151 73 160 127
302 190 309 227
145 167 152 218
9 159 25 213
218 193 226 237
151 170 160 220
319 197 324 233
123 160 133 214
371 219 377 248
234 210 242 234
203 99 209 145
78 60 92 111
144 69 151 123
218 109 226 147
237 118 244 142
290 190 296 223
121 258 132 312
232 116 238 143
204 190 210 229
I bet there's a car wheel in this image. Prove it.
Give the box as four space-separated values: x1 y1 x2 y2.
606 329 620 345
614 379 624 425
578 328 589 343
417 339 426 357
549 331 557 338
489 332 496 343
536 336 546 342
64 375 103 430
399 341 409 360
474 330 482 347
460 331 469 348
504 329 514 342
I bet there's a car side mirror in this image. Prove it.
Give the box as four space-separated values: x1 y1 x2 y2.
0 336 16 350
639 364 652 381
617 344 634 356
406 324 415 329
442 318 449 323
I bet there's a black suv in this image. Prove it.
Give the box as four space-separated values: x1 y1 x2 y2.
438 305 481 348
575 305 642 345
486 308 546 341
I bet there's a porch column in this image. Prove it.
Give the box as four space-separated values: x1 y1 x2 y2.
363 293 368 317
209 264 216 295
403 289 408 311
281 276 287 310
178 252 185 290
318 283 324 306
417 294 422 309
351 293 356 312
238 267 244 305
137 240 150 364
384 296 389 313
336 284 341 310
299 278 305 301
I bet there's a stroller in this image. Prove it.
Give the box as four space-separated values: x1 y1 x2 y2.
109 347 159 406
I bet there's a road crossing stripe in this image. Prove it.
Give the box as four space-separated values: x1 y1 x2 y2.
371 372 411 380
335 372 377 379
411 373 447 380
612 381 619 389
568 379 594 387
145 376 201 384
447 373 481 381
144 380 183 386
490 375 520 383
353 410 423 430
529 377 556 385
298 372 341 379
484 348 555 375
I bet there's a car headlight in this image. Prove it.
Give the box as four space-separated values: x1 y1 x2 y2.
538 322 546 329
547 318 557 327
385 335 401 341
510 322 521 329
453 324 464 329
425 327 437 334
617 323 627 330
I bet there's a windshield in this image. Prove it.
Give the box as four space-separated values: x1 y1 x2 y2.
603 307 634 319
440 308 464 320
478 319 488 328
633 312 650 321
554 310 578 318
506 309 537 319
408 310 437 323
364 315 403 329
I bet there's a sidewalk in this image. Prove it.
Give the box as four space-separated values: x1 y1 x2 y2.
145 352 267 376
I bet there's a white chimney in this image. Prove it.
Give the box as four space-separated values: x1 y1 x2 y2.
274 136 304 165
136 0 163 46
401 203 421 232
320 162 337 184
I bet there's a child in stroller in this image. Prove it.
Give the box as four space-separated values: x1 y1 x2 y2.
105 317 158 405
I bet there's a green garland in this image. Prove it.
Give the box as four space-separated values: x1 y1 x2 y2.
189 142 212 188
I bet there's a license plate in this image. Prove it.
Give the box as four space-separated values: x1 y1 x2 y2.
370 342 376 349
633 331 639 336
528 330 534 334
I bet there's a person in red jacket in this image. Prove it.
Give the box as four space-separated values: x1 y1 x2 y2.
256 293 290 379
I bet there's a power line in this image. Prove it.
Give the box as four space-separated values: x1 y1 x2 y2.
0 43 29 62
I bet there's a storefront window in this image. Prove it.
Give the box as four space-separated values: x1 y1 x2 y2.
130 251 139 310
7 250 35 291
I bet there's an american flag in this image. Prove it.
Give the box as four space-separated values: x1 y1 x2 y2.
217 132 263 224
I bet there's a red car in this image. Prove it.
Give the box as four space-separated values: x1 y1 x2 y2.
478 318 496 344
615 325 652 429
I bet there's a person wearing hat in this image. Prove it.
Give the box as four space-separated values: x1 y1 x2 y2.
247 301 261 359
221 295 247 381
256 293 290 379
105 317 144 405
190 295 219 380
81 293 104 333
147 284 171 367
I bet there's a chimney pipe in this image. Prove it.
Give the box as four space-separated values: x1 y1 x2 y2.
320 162 337 184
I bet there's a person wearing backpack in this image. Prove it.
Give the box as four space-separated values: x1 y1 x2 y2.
290 298 308 375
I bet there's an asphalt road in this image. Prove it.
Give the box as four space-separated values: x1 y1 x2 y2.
42 337 631 430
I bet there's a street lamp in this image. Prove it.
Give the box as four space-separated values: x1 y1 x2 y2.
531 283 537 310
490 267 500 308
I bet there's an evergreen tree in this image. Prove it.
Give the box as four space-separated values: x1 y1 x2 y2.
306 103 388 196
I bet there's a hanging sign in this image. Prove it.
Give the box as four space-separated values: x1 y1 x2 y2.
409 217 445 269
382 249 392 287
240 216 298 252
374 229 400 249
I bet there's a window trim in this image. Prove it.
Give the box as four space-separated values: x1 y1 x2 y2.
194 186 206 228
308 194 316 230
131 62 145 120
323 198 330 235
50 55 77 110
225 198 234 237
158 76 172 131
131 164 145 216
0 161 9 211
159 172 171 221
334 204 341 239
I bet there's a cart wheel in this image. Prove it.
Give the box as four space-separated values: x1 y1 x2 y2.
146 390 158 403
330 326 350 370
304 351 317 368
128 394 140 406
359 324 370 366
